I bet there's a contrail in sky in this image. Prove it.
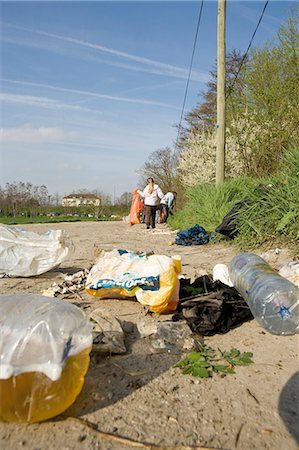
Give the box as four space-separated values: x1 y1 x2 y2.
1 78 181 109
0 93 102 113
2 23 208 82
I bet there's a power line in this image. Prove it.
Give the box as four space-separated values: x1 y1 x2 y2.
227 0 269 99
175 0 269 146
175 0 204 147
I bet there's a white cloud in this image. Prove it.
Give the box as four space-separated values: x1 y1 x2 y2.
0 125 74 143
0 93 102 113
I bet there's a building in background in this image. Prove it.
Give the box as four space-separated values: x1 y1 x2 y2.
62 193 101 207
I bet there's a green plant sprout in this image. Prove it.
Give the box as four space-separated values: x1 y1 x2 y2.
175 343 253 378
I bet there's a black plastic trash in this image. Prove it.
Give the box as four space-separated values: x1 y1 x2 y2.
215 200 248 239
172 275 253 335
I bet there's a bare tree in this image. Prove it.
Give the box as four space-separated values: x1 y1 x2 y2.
137 147 179 193
0 181 50 217
176 50 247 149
116 192 132 206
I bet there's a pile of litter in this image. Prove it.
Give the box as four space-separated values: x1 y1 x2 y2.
42 268 90 298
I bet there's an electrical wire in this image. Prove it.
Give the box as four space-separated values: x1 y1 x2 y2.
175 0 204 147
226 0 270 99
175 0 269 146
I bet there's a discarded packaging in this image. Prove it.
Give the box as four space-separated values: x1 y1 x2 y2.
85 249 181 313
42 268 89 298
0 294 92 422
212 263 234 287
173 275 253 335
279 260 299 288
229 253 299 336
0 224 73 277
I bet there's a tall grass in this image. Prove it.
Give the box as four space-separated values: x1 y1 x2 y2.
235 146 299 250
170 146 299 251
169 176 257 232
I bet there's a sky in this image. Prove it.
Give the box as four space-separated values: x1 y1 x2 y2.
0 0 296 201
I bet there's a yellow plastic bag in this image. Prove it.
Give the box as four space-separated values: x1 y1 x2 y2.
85 249 181 314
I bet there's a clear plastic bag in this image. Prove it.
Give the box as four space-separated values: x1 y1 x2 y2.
0 294 92 422
0 224 73 277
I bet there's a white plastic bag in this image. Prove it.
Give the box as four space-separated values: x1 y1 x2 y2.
85 249 182 314
212 263 234 287
0 224 73 277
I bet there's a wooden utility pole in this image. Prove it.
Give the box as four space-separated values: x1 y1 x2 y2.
216 0 226 185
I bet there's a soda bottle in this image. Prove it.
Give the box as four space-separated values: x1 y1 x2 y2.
0 294 92 422
229 253 299 335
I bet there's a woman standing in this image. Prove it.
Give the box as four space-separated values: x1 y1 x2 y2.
138 178 164 229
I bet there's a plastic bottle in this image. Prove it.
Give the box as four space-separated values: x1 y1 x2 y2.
0 294 92 422
229 253 299 336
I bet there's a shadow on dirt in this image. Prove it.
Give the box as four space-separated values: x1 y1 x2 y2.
278 371 299 444
41 266 86 277
60 275 254 419
62 321 184 417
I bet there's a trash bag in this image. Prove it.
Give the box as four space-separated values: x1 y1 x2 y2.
85 249 182 314
129 188 141 225
175 224 209 246
0 294 92 422
173 276 253 335
215 199 248 239
0 224 73 277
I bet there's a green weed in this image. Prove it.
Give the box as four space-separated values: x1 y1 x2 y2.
175 343 253 378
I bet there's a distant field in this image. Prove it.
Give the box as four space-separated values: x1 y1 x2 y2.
0 215 122 225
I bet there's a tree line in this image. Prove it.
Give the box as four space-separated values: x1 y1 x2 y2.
0 182 132 218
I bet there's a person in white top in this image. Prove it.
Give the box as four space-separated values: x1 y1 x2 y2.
138 178 164 229
160 191 177 223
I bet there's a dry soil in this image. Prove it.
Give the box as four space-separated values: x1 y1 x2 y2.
0 221 298 450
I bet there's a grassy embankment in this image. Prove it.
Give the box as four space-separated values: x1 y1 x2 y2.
169 146 299 253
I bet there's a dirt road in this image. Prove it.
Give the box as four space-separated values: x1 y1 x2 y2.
0 221 298 450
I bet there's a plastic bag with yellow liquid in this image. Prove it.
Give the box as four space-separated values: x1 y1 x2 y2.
0 294 92 423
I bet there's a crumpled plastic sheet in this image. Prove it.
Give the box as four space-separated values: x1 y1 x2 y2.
0 224 73 277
